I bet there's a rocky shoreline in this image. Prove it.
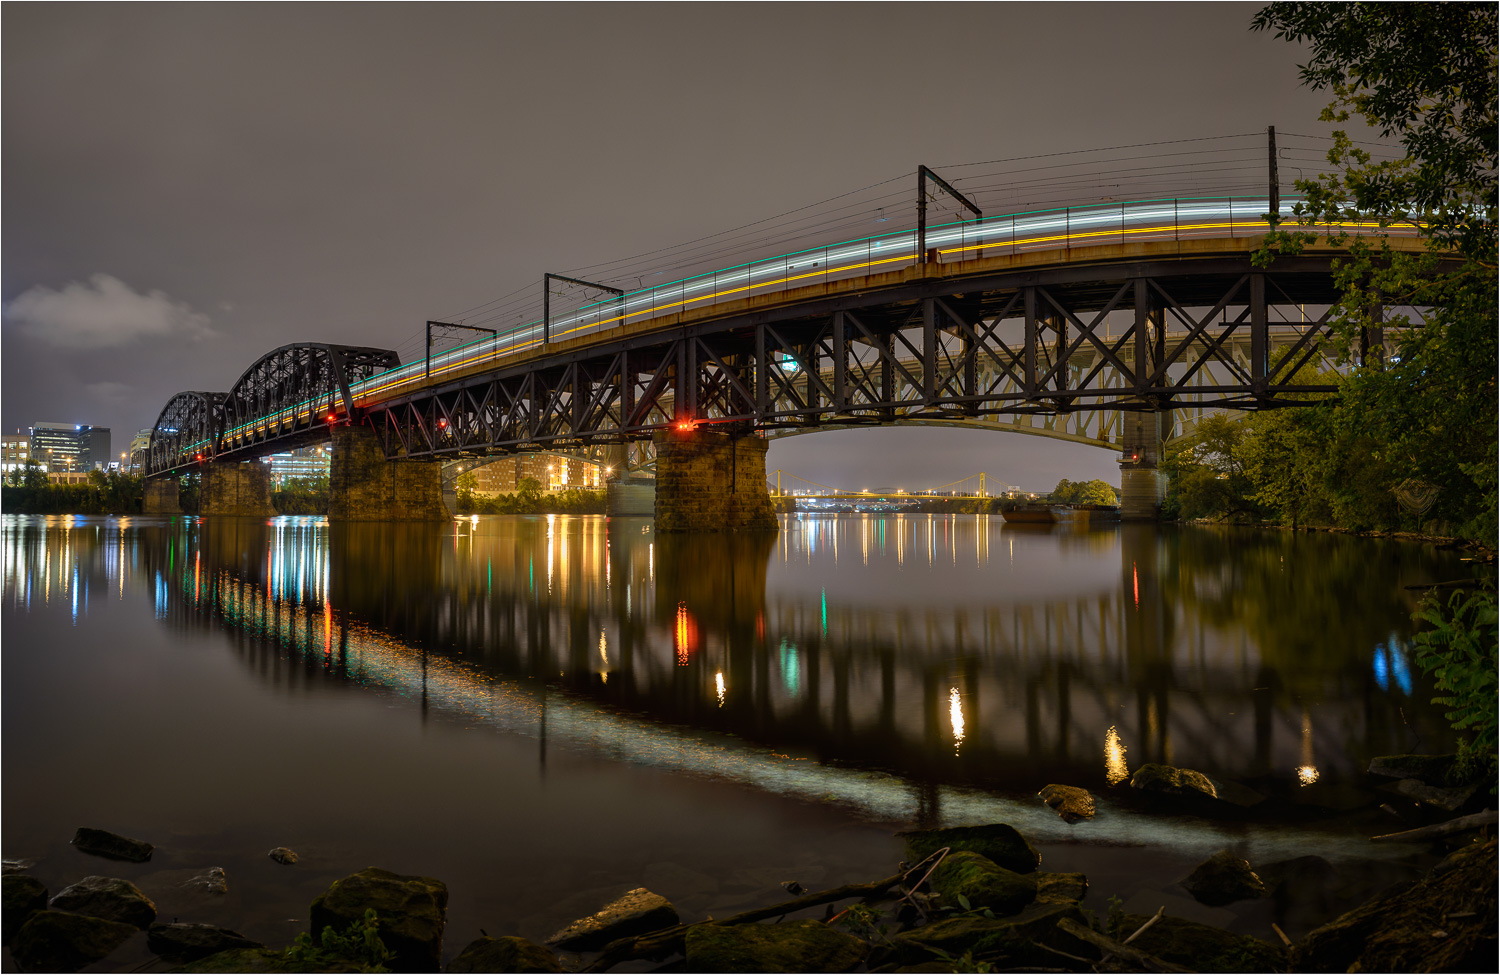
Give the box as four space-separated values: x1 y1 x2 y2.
3 753 1493 973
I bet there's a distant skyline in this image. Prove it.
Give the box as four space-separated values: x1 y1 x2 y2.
4 3 1350 491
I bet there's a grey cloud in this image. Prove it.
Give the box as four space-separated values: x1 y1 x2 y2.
4 273 212 348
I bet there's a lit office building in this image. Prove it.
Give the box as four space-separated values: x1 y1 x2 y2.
470 455 605 495
2 432 31 473
267 446 331 486
31 422 111 471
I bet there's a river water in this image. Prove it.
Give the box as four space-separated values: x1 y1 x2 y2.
0 512 1467 967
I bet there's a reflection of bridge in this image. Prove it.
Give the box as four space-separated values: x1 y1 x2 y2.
143 147 1423 525
107 514 1441 800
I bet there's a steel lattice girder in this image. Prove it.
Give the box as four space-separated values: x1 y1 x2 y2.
368 255 1382 460
217 343 400 459
147 391 227 476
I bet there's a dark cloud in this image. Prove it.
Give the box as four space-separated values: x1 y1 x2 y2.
3 3 1329 478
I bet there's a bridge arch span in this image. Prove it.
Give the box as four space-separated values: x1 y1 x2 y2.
148 391 226 476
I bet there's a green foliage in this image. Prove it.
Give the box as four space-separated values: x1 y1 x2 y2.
1049 478 1119 506
832 902 891 943
1249 2 1498 541
1104 894 1126 941
272 475 330 515
922 947 994 974
1 469 144 514
1412 586 1498 772
459 488 606 516
284 908 391 972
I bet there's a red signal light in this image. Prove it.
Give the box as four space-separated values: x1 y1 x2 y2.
438 418 448 428
326 414 336 423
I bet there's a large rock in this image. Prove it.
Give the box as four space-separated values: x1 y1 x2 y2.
927 851 1037 915
3 874 48 944
147 922 264 961
49 875 158 929
899 823 1040 874
448 935 565 972
9 909 139 972
170 946 364 971
1035 872 1088 905
71 827 154 862
1118 912 1282 972
1038 784 1095 822
268 847 299 865
684 919 867 973
1181 850 1267 907
545 887 678 951
310 867 448 973
1293 839 1497 972
1129 763 1217 798
1369 753 1459 785
1388 777 1482 812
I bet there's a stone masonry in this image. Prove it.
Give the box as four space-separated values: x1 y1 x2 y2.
200 461 276 516
142 478 182 515
1117 408 1167 520
654 428 777 532
328 424 450 522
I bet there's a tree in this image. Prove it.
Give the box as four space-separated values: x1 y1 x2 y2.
1251 2 1498 539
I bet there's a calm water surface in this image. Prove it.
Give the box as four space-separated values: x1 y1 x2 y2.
1 513 1468 966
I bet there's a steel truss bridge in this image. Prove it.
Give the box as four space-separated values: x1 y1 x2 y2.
146 191 1419 479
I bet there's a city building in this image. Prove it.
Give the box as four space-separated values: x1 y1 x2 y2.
2 432 31 473
267 446 331 487
128 430 152 472
30 422 112 471
470 455 605 495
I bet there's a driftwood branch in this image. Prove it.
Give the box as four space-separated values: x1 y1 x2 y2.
1121 906 1164 945
1370 809 1496 843
582 872 905 972
1056 918 1195 974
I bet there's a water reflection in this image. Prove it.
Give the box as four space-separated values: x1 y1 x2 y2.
2 513 1466 807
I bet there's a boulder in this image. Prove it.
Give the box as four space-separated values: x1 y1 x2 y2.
268 847 299 865
1181 850 1267 907
3 874 48 944
545 887 678 952
1388 777 1482 812
1035 872 1088 905
1118 912 1283 972
49 875 158 929
1038 784 1095 822
9 909 139 972
183 866 230 895
899 823 1040 874
1293 839 1497 972
147 922 264 961
71 827 154 863
684 919 867 973
1129 763 1217 798
927 851 1037 915
2 859 39 875
310 867 448 973
448 935 565 972
1369 753 1460 785
170 946 363 971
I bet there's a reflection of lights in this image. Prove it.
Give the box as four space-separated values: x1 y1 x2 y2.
674 601 697 665
949 687 965 754
598 627 609 683
1372 642 1411 695
1104 726 1128 785
778 639 800 695
1297 707 1319 786
1132 562 1139 607
715 671 726 707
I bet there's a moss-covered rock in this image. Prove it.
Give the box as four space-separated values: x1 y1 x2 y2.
448 935 565 972
10 909 139 972
1038 784 1095 822
544 887 678 951
1117 913 1282 973
71 827 154 862
899 823 1040 874
170 946 365 972
309 867 448 974
49 875 157 929
146 922 263 961
927 851 1037 915
1369 753 1460 786
1293 839 1497 972
875 900 1087 969
1129 763 1217 798
1035 872 1088 905
3 874 47 944
684 919 867 973
1181 850 1267 907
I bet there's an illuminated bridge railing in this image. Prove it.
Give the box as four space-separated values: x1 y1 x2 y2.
212 194 1410 456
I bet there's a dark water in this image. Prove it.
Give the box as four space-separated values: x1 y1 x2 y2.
1 513 1468 966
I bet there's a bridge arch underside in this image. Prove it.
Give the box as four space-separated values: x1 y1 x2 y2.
369 250 1397 464
147 391 226 477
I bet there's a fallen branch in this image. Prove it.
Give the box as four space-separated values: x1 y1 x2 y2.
1370 809 1497 843
1121 906 1164 945
1056 918 1195 974
1271 923 1292 948
583 872 905 972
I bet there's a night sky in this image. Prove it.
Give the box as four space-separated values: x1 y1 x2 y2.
3 4 1344 491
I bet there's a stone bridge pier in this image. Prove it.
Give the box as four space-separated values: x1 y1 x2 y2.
1118 408 1168 520
328 425 450 522
143 478 182 515
200 461 277 516
653 428 777 532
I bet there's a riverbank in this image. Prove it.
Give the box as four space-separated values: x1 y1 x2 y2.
5 753 1493 972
